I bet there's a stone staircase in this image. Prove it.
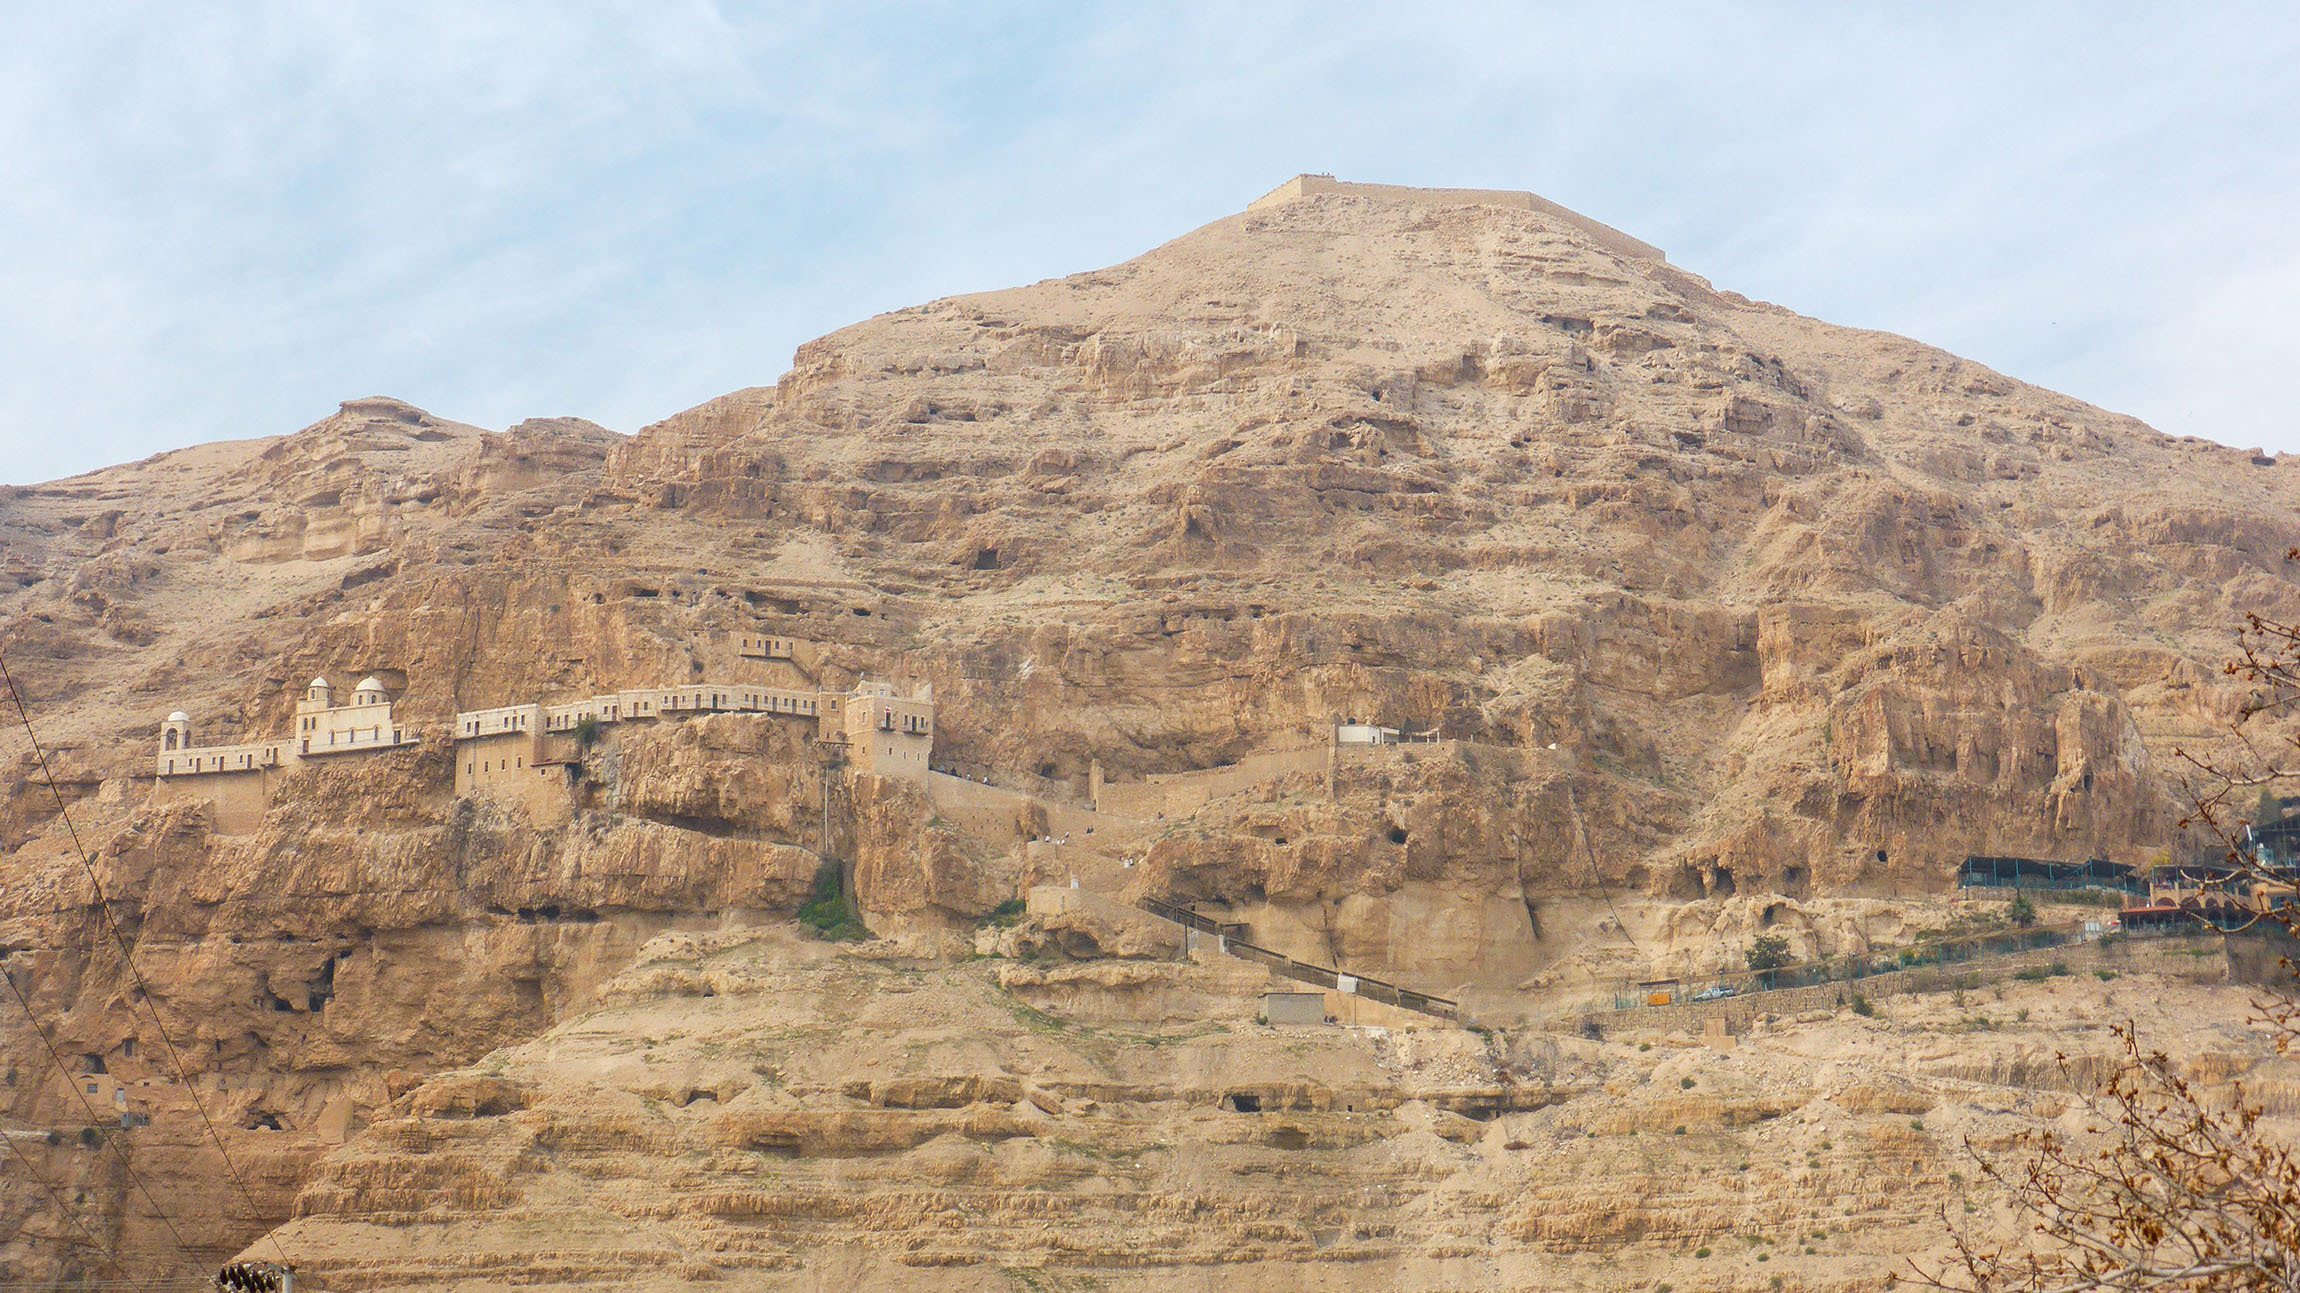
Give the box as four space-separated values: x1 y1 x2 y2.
1137 897 1462 1023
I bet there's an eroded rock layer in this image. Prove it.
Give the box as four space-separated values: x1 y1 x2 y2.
4 182 2297 1285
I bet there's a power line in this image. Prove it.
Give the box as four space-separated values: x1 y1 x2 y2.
0 961 207 1277
0 1269 217 1279
0 649 292 1269
0 1128 154 1293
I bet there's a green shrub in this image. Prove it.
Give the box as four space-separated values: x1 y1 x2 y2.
982 897 1027 928
1745 933 1793 974
1849 992 1875 1017
1694 1248 1711 1259
797 862 868 941
2006 894 2038 928
1679 1076 1695 1090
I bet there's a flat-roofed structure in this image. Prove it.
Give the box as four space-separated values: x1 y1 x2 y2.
1247 173 1665 262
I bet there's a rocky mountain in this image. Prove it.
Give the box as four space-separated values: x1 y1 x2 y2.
4 176 2296 1288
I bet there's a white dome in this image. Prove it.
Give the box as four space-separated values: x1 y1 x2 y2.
166 711 190 723
354 676 386 692
309 676 332 690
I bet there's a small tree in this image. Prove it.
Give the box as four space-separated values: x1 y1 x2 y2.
2004 893 2038 929
1745 933 1793 982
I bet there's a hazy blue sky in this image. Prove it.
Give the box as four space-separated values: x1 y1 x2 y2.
2 3 2294 483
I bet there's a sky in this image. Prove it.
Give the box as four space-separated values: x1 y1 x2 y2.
1 3 2295 484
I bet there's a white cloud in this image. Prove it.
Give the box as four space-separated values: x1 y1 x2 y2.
1 3 2295 482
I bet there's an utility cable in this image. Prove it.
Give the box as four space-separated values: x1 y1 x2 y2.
0 1269 217 1279
0 1126 154 1293
1 649 293 1268
1561 779 1641 954
0 960 206 1276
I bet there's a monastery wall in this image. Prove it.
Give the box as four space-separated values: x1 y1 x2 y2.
456 730 539 790
1247 173 1666 262
151 766 275 835
456 730 574 826
156 740 287 778
154 675 416 830
926 772 1044 849
926 774 1148 856
733 632 823 674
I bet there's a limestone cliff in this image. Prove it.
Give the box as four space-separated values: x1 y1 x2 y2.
4 178 2297 1285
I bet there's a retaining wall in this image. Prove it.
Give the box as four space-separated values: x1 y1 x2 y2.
1569 933 2232 1034
1247 174 1666 262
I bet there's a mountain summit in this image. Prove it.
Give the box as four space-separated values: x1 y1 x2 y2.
1 178 2294 1286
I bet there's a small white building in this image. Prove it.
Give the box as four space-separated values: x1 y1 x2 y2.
1335 722 1400 746
294 676 415 757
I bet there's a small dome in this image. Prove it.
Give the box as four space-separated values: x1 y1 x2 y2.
166 711 191 724
309 676 332 690
355 676 386 692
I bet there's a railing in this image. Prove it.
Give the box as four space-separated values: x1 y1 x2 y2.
1958 873 2143 896
1139 896 1223 935
1599 921 2218 1011
1134 898 1461 1022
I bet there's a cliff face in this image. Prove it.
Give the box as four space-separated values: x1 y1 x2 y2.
3 181 2297 1283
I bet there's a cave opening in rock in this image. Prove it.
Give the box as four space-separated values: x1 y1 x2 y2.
973 548 1000 570
1225 1093 1262 1113
1388 827 1409 845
